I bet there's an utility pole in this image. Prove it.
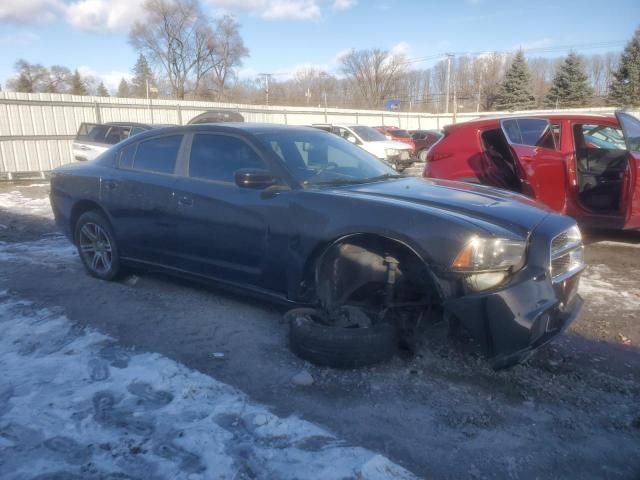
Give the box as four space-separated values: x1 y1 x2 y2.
476 70 483 113
258 73 273 106
444 53 454 114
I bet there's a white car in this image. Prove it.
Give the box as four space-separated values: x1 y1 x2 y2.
72 122 156 162
312 124 414 170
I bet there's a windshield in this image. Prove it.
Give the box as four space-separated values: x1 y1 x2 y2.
350 126 387 142
390 129 411 138
258 129 399 186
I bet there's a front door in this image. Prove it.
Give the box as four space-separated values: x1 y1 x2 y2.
500 118 568 213
172 132 290 290
617 111 640 229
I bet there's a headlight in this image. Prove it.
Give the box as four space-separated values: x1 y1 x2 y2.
452 236 527 291
385 148 400 157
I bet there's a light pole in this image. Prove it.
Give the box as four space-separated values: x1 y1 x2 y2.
444 53 454 114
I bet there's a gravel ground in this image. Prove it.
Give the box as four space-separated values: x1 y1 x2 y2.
0 182 639 479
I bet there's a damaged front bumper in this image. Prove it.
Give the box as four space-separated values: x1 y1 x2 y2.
443 216 585 369
445 268 583 368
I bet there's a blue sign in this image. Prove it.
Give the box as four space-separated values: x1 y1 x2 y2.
385 99 400 111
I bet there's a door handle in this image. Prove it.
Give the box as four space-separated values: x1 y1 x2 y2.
177 195 193 207
103 180 119 191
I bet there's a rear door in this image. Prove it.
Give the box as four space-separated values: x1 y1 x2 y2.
500 118 568 212
616 111 640 229
101 134 184 266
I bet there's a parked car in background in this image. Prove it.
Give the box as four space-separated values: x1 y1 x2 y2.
311 124 413 170
50 123 584 368
374 126 417 152
187 110 245 124
408 129 444 162
73 122 160 162
424 112 640 230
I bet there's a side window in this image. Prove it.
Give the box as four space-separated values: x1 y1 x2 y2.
118 143 137 169
189 134 265 182
131 135 182 174
104 127 126 145
131 127 146 137
502 119 550 147
578 124 626 150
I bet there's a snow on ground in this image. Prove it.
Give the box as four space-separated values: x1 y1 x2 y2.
579 263 640 311
0 189 53 219
0 288 417 480
0 236 77 267
0 235 417 479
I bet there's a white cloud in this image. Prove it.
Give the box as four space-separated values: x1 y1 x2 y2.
209 0 321 20
391 41 410 56
332 0 356 10
78 65 133 92
65 0 146 32
0 0 63 23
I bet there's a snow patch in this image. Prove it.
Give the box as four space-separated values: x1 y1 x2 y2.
579 263 640 311
0 291 418 479
0 236 77 267
0 190 53 218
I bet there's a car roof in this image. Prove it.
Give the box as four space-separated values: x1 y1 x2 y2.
444 113 618 131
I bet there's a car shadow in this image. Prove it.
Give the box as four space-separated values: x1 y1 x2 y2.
581 227 640 246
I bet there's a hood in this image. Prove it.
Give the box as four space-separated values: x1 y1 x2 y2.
334 177 552 236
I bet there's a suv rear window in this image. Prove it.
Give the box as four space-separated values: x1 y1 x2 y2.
76 123 132 145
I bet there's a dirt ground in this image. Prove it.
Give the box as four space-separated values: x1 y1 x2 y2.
1 182 639 480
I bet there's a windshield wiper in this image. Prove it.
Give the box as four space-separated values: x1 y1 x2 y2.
305 174 406 187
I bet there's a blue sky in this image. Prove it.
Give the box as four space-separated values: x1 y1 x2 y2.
0 0 638 92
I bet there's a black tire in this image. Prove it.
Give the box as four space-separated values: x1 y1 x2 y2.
74 210 122 281
287 307 398 368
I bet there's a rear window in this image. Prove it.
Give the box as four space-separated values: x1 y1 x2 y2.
128 135 182 174
76 124 110 143
76 124 131 145
390 129 410 138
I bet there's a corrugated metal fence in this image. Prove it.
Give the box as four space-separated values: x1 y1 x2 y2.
0 91 634 175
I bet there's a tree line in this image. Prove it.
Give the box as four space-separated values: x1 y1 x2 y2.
4 0 639 112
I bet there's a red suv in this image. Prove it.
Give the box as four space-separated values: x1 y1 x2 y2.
375 126 416 152
424 112 640 230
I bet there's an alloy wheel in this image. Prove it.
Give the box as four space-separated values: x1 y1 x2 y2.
78 222 113 274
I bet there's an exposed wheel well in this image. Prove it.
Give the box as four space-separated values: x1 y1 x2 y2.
311 234 441 310
69 200 110 243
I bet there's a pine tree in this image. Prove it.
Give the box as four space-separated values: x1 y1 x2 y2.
70 70 88 96
97 82 109 97
494 50 535 110
131 53 156 98
609 27 640 107
117 78 130 98
544 52 593 108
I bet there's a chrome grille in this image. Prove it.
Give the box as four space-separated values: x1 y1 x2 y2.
550 226 584 283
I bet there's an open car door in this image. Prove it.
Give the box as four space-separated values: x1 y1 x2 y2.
616 111 640 229
500 118 568 213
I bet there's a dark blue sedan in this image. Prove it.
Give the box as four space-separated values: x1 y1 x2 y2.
50 123 584 367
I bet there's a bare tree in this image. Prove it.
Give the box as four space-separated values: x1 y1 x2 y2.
129 0 216 99
206 15 249 100
340 49 408 109
46 66 72 93
7 60 48 93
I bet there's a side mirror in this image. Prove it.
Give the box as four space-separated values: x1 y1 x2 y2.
346 135 357 144
235 168 277 189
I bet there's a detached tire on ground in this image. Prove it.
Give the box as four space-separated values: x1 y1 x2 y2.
287 308 398 368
